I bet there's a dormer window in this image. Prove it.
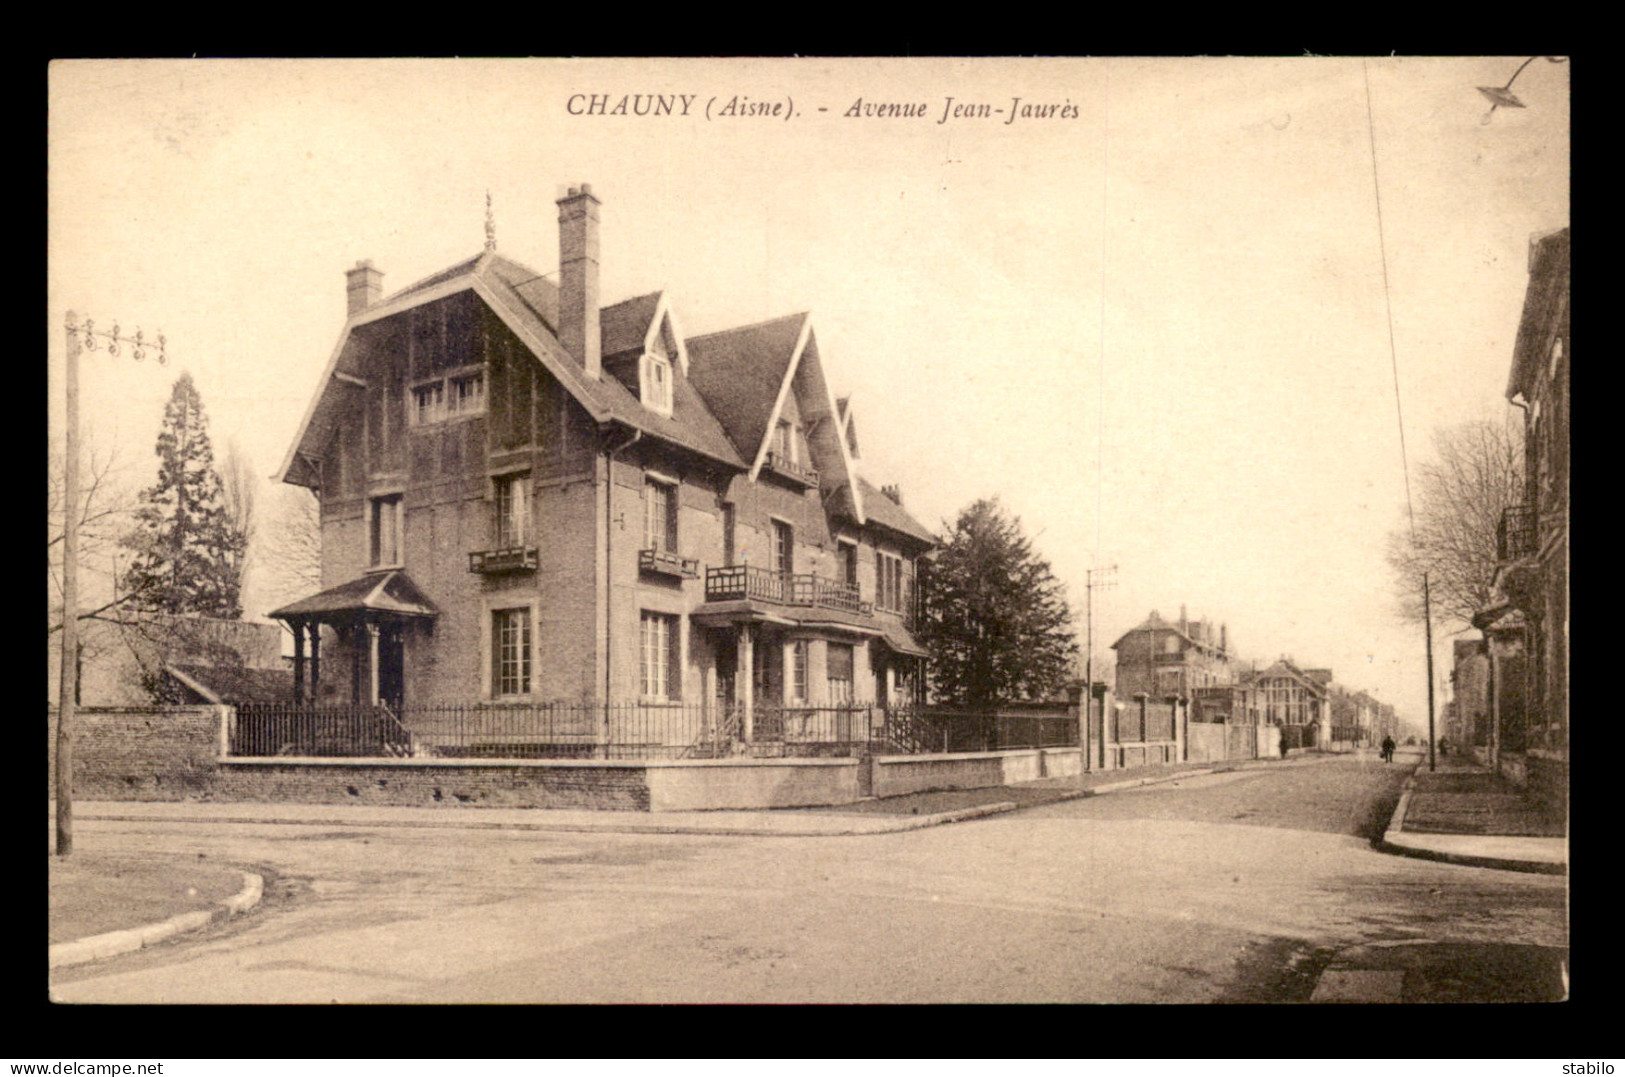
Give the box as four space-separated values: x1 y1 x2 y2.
773 420 796 463
641 353 673 416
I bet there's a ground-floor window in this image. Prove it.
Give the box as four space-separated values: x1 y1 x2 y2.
827 642 854 703
641 612 681 701
493 608 531 696
791 640 809 703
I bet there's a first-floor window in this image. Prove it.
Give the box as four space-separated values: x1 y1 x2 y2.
641 612 681 701
493 608 531 696
827 643 854 704
494 472 530 548
370 495 403 567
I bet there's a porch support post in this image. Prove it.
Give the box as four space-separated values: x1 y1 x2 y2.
310 623 321 701
366 621 381 707
737 623 754 743
292 620 307 703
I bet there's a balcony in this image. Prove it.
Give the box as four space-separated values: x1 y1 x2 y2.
704 564 871 615
762 451 820 489
639 548 700 580
1497 504 1536 562
468 546 538 574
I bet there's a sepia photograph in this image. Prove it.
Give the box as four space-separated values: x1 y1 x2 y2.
47 56 1568 1006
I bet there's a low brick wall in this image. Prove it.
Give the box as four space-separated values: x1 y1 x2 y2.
48 707 226 801
216 758 651 811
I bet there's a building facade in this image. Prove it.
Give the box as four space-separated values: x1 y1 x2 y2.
270 184 934 744
1240 658 1332 746
1470 227 1566 806
1110 606 1235 700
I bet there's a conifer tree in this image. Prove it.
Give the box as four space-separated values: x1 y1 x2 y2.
121 372 247 619
918 498 1079 707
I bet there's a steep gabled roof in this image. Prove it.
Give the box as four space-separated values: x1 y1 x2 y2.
1113 610 1217 652
278 253 744 486
1241 659 1330 697
685 312 809 465
829 476 935 548
601 291 664 357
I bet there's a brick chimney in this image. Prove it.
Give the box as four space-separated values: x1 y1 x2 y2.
346 259 383 316
1180 604 1188 635
556 183 602 379
881 484 903 505
1220 623 1228 654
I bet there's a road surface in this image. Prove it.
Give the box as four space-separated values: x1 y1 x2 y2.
49 755 1566 1003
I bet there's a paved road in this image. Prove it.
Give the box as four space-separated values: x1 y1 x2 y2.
49 757 1566 1003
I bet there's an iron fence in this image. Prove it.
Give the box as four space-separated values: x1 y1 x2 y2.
230 701 1081 761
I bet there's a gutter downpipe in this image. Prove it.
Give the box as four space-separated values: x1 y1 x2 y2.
602 424 642 757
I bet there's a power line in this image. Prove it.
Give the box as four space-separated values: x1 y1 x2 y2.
1362 58 1415 540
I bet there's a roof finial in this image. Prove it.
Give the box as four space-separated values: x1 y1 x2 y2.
484 189 497 252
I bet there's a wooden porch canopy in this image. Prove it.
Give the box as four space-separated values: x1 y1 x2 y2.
268 570 439 703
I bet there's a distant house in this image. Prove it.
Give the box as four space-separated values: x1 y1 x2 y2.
1475 227 1567 804
268 183 934 750
1240 658 1332 747
1110 606 1234 699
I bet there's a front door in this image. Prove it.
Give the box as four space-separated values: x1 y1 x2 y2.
378 622 406 714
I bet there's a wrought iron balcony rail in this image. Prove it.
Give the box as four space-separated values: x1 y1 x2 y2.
704 564 869 614
469 546 539 574
762 450 820 488
639 548 700 579
1497 504 1537 562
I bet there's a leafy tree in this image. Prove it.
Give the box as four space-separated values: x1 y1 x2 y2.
918 498 1080 707
120 372 247 620
1386 417 1523 631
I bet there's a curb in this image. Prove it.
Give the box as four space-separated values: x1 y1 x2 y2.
1376 772 1566 876
49 870 263 970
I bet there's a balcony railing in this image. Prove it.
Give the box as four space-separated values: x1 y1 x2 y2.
468 546 539 574
762 451 820 488
639 548 700 579
1498 504 1536 562
704 564 870 615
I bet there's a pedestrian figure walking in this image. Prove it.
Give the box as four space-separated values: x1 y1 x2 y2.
1381 735 1395 763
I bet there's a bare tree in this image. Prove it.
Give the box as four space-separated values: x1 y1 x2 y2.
220 438 258 599
47 436 139 635
261 483 323 600
1386 417 1524 631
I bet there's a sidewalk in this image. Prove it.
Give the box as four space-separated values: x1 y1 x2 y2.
1378 754 1567 875
1309 752 1570 1004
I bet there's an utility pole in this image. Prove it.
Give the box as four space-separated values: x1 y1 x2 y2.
1081 564 1117 779
55 313 165 857
1423 571 1436 773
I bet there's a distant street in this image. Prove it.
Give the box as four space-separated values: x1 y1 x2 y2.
50 755 1566 1003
